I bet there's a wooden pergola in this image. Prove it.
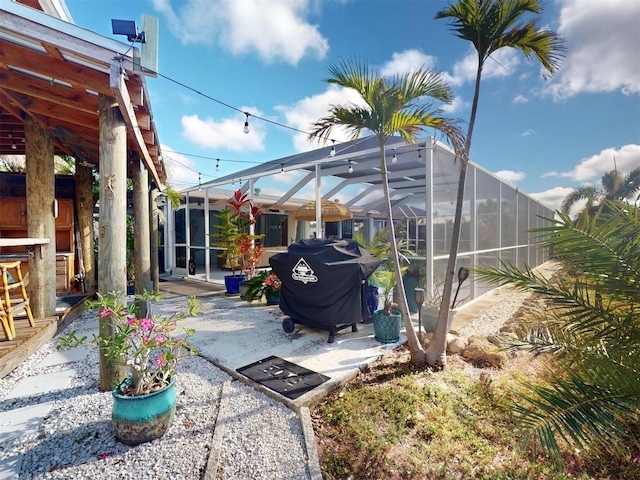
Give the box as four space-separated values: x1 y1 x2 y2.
0 1 166 324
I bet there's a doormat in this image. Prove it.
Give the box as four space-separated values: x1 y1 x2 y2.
237 355 330 400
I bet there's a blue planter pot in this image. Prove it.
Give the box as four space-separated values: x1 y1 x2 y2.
224 274 246 295
112 376 177 445
266 292 280 305
365 285 379 315
372 309 402 344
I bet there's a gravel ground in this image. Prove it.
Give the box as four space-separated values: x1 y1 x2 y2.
0 310 310 480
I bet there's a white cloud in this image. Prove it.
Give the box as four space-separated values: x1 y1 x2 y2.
548 0 640 99
152 0 328 65
494 170 525 184
513 94 528 104
180 109 266 153
541 171 559 178
440 95 469 114
379 50 438 77
529 186 575 212
558 144 640 182
449 46 521 86
275 84 369 152
159 144 200 189
521 128 536 137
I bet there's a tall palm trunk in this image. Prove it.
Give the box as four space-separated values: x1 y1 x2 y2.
379 137 425 365
426 64 481 366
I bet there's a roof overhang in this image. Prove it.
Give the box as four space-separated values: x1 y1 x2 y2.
0 0 166 186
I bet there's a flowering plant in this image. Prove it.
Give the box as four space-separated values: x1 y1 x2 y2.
263 273 282 297
244 269 281 303
58 291 197 396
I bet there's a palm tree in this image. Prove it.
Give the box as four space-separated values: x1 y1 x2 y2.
561 166 640 214
474 200 640 459
309 59 464 365
427 0 565 367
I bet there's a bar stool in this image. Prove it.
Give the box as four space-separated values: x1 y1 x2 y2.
0 261 35 341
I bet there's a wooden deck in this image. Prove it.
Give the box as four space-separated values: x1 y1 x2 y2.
0 297 87 380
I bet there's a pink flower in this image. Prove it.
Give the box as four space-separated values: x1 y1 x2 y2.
155 354 166 366
128 317 137 326
156 335 166 344
140 317 153 331
99 309 110 318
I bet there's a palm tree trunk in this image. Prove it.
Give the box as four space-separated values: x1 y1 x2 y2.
425 63 481 367
379 138 425 365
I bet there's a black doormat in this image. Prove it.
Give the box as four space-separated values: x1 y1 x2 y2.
237 355 330 400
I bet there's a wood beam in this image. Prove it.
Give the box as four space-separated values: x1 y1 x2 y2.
109 65 161 188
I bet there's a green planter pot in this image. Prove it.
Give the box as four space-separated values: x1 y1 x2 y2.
372 309 402 343
112 376 177 445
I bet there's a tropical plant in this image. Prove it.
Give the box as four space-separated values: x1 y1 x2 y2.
244 269 282 302
212 189 263 277
561 166 640 215
58 290 197 396
428 0 565 367
309 58 464 366
370 266 405 315
474 200 640 459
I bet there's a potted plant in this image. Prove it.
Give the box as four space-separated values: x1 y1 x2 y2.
370 266 404 343
354 228 413 316
212 190 263 295
244 269 282 305
421 267 469 333
57 290 197 445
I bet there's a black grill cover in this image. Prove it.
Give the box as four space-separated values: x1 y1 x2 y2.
269 238 381 327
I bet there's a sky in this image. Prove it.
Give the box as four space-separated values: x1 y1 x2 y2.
65 0 640 213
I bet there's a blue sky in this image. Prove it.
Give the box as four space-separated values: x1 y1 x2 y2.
65 0 639 213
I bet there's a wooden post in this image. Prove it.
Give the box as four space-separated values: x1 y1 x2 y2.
75 163 96 292
149 187 160 294
25 117 56 318
132 158 151 294
98 93 128 391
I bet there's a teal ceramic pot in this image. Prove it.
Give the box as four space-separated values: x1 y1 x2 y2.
224 274 246 295
372 309 402 343
112 376 177 445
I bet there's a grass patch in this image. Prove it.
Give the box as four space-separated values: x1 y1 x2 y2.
312 347 637 479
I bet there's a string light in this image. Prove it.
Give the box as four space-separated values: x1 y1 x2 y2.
418 149 422 160
330 140 336 157
198 173 202 190
348 160 353 174
216 159 220 172
243 112 250 134
392 149 397 164
280 164 284 175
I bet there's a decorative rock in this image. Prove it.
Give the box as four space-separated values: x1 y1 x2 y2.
447 336 467 354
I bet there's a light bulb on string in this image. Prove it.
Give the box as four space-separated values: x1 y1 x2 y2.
243 113 250 134
392 149 397 164
216 159 220 172
330 140 335 157
280 164 284 175
198 173 202 191
418 149 422 160
348 160 353 174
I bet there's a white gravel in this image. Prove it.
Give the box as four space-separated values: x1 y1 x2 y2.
0 310 311 480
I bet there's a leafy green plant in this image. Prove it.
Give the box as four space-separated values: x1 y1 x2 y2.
211 189 263 278
244 269 281 302
58 291 197 396
474 200 640 459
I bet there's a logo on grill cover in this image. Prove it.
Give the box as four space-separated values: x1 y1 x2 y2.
292 258 318 284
